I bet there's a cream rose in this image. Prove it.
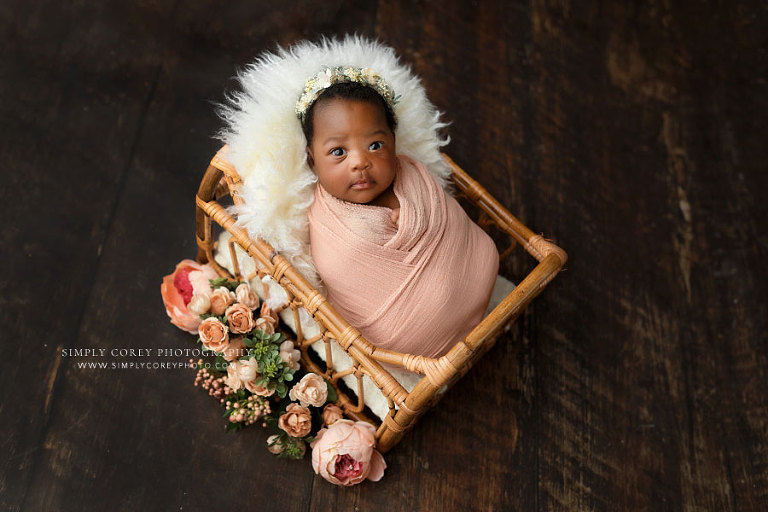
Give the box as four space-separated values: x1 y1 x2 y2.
198 317 229 353
278 403 313 438
237 358 259 382
224 358 258 391
267 434 285 455
235 283 260 310
210 287 235 316
289 373 328 408
225 361 242 391
311 419 386 486
225 303 256 334
322 404 344 427
187 293 211 315
279 340 301 371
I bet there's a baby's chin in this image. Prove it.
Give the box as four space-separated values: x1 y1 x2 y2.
346 194 380 205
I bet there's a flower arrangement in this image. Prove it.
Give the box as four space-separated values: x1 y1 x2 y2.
161 260 386 485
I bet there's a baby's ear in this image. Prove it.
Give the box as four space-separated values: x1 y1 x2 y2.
306 147 315 169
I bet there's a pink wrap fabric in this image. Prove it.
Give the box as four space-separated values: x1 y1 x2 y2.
308 155 499 358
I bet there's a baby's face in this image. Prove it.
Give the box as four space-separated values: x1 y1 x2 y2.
307 98 397 205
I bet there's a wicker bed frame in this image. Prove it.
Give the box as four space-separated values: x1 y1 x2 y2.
195 146 567 453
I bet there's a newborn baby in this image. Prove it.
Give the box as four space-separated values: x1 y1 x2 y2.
303 73 498 358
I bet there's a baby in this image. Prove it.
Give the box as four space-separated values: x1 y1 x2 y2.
302 69 499 359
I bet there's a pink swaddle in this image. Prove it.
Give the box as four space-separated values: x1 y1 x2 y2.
308 155 499 358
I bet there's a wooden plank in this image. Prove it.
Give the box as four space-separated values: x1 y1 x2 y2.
4 1 378 511
522 1 768 511
0 1 167 509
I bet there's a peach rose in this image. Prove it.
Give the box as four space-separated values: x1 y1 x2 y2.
198 317 229 353
210 287 235 316
322 404 344 427
254 303 279 334
160 260 217 334
261 303 278 322
225 303 255 334
235 283 260 310
221 337 247 362
278 403 312 438
279 340 301 371
187 293 211 315
245 380 275 397
289 373 328 408
254 317 276 335
311 419 386 486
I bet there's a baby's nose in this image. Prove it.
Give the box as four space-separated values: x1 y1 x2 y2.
350 152 371 170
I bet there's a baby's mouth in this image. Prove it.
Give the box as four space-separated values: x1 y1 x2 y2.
351 179 374 190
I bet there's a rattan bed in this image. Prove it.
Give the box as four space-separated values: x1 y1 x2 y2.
195 146 567 453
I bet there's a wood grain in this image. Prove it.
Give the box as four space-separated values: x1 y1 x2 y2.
1 0 766 510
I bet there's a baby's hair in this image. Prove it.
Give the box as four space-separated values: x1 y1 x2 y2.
301 81 397 144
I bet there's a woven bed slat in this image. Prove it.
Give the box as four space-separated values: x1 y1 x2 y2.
195 147 567 453
462 253 564 351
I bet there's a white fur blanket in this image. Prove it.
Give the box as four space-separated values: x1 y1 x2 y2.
217 36 451 287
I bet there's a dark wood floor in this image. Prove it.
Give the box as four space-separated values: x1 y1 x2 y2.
2 1 767 510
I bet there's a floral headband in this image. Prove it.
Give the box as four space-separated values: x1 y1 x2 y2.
295 66 398 122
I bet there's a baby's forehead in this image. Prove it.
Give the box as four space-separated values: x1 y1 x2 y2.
315 96 386 115
313 99 391 129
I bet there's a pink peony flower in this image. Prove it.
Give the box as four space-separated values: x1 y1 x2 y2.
161 260 218 334
187 293 211 316
311 419 386 486
188 265 218 296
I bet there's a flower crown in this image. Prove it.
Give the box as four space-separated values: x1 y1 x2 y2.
295 66 399 122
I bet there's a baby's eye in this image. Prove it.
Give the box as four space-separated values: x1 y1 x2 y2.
330 148 346 157
369 141 383 151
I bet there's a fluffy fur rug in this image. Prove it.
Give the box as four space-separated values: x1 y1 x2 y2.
217 35 451 285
